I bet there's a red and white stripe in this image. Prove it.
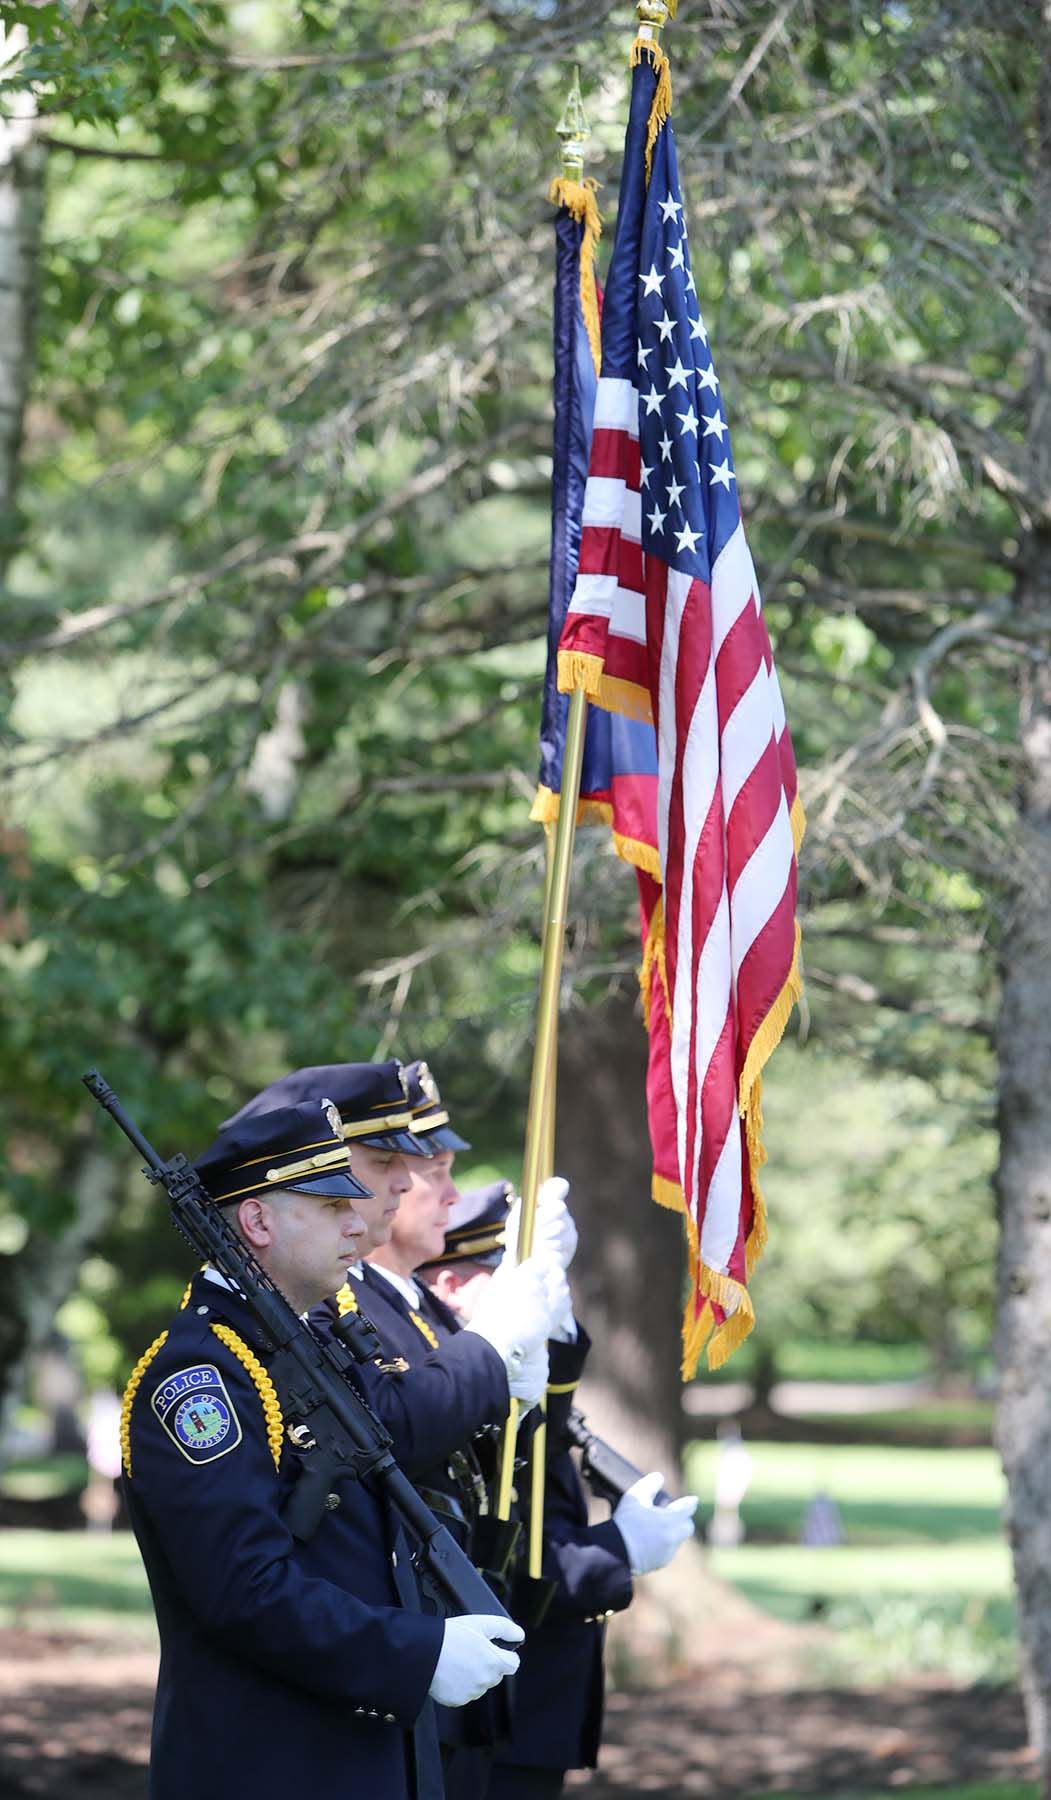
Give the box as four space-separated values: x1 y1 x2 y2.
562 374 799 1289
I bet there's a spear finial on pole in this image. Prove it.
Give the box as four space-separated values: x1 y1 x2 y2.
556 66 590 182
635 0 677 43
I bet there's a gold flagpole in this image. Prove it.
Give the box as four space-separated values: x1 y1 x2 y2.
497 77 595 1538
523 72 595 1573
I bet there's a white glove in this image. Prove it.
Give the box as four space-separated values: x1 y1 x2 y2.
466 1256 561 1363
505 1177 578 1272
613 1471 699 1575
427 1614 523 1707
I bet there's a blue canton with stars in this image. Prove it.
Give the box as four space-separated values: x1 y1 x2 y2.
603 57 740 589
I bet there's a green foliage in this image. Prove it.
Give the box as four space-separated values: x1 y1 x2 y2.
0 0 1037 1376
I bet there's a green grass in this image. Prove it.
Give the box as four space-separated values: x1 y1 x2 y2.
700 1340 938 1385
687 1442 1016 1684
687 1441 1005 1543
0 1453 89 1500
0 1530 153 1633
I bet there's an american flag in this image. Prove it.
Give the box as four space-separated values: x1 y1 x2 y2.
557 47 805 1373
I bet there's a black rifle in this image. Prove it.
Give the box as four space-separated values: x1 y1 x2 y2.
566 1408 671 1510
84 1069 513 1626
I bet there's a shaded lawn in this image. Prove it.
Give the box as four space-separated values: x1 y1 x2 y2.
684 1442 1014 1684
0 1530 152 1632
685 1442 1005 1544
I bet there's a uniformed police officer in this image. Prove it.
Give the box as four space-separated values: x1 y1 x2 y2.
422 1181 699 1800
120 1099 523 1800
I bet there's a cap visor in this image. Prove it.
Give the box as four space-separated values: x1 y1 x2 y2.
282 1170 373 1201
357 1128 435 1156
421 1124 471 1152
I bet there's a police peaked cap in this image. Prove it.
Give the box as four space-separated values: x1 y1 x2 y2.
194 1100 373 1205
401 1058 472 1153
223 1060 434 1157
420 1179 514 1270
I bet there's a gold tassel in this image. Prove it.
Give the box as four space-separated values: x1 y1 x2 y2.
630 36 673 185
548 174 603 376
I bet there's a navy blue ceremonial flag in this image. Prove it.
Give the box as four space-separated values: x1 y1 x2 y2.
533 180 660 871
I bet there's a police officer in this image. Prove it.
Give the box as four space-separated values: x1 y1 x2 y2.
422 1181 699 1800
120 1099 523 1800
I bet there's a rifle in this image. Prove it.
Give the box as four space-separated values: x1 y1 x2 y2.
565 1408 671 1510
84 1069 513 1626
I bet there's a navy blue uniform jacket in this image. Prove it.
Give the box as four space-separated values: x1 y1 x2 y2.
497 1330 633 1772
123 1272 445 1800
326 1264 509 1755
309 1266 509 1482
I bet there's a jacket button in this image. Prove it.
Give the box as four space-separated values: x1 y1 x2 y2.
383 1713 396 1724
196 1306 209 1316
391 1550 398 1568
325 1492 340 1511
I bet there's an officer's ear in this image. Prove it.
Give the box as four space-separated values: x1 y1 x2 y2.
233 1194 274 1249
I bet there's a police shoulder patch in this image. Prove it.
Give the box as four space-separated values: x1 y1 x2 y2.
150 1363 242 1465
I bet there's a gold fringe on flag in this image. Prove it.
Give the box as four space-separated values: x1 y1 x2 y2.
530 785 614 829
556 651 655 725
629 35 673 184
547 174 602 376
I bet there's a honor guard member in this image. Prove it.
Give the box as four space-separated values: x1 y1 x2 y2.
224 1061 561 1483
120 1100 523 1800
422 1182 699 1800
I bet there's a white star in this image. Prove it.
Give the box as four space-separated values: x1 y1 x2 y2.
640 461 653 490
665 474 685 508
677 405 699 437
637 341 653 368
689 315 708 346
658 432 673 463
697 364 720 396
675 521 702 555
654 310 676 342
702 411 728 443
664 355 690 391
709 458 736 491
642 384 664 416
647 503 667 534
658 194 683 223
640 264 665 296
668 242 686 272
685 268 697 295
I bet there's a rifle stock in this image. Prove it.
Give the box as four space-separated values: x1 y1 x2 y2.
566 1407 671 1510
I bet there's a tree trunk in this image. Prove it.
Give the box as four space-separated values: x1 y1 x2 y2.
0 24 45 573
0 1145 118 1435
554 985 690 1478
995 14 1051 1788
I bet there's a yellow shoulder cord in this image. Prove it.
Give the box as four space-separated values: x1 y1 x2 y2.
409 1311 440 1350
209 1323 284 1471
119 1280 196 1478
120 1285 284 1478
336 1281 359 1315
